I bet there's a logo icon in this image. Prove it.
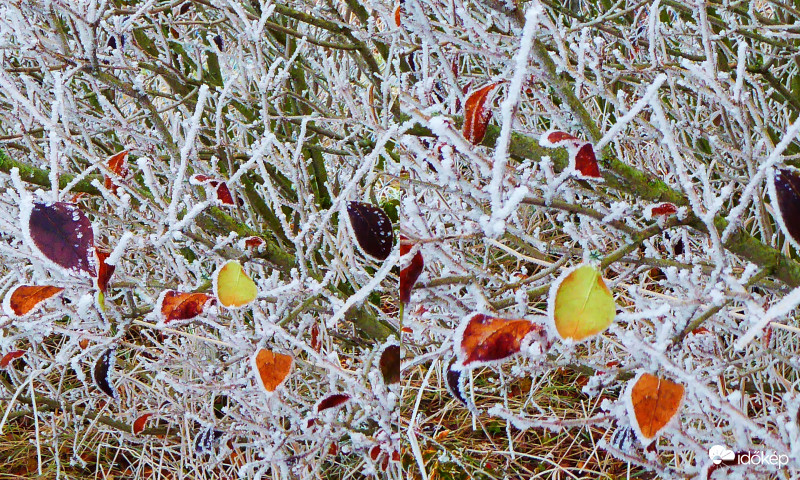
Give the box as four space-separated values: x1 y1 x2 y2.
708 445 735 465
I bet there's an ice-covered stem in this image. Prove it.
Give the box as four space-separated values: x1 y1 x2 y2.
0 373 170 436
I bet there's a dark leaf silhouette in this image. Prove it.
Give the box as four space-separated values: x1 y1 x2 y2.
194 427 225 454
446 364 467 405
0 350 25 368
463 83 499 144
95 249 116 293
26 202 95 276
4 285 64 317
399 236 423 304
93 348 118 399
772 168 800 249
379 345 400 384
159 290 215 322
347 202 394 260
316 393 351 412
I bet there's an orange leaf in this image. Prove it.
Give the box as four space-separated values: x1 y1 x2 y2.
103 151 129 193
159 291 214 322
393 4 402 27
252 349 292 394
95 249 116 293
0 350 25 368
3 285 64 317
455 313 544 367
133 413 153 434
627 373 684 441
462 83 499 144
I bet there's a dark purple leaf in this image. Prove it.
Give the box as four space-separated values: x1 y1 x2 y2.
316 393 351 412
446 364 467 406
347 202 394 260
773 168 800 249
26 202 95 276
379 345 400 385
93 348 117 399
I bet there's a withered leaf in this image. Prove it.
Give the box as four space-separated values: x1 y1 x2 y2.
379 345 400 385
0 350 25 368
93 348 118 399
133 413 153 434
103 151 129 194
463 83 499 144
316 393 351 412
3 285 64 317
455 313 540 367
159 290 215 322
95 249 116 293
399 236 423 304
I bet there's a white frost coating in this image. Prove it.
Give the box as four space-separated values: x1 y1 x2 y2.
647 0 662 66
488 4 541 233
106 231 134 266
733 41 747 102
166 84 210 228
594 74 667 151
734 283 800 350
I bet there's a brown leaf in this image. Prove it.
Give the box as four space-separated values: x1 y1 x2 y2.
159 291 215 322
4 285 64 317
399 236 423 304
648 202 678 217
0 350 25 368
316 393 351 412
103 151 129 193
243 236 265 249
133 413 153 434
379 345 400 384
456 313 542 367
462 83 499 144
628 373 684 441
310 324 321 352
252 349 293 394
95 249 116 293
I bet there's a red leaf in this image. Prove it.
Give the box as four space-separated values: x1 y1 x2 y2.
95 249 116 293
399 236 423 304
379 345 400 384
103 151 129 193
133 413 153 434
572 143 601 179
648 203 678 217
3 285 64 317
310 324 321 352
0 350 25 368
316 393 351 412
243 236 265 249
159 291 215 322
190 174 214 184
462 83 499 144
393 4 402 27
347 202 395 260
214 182 235 205
540 130 581 148
24 202 96 276
455 313 545 367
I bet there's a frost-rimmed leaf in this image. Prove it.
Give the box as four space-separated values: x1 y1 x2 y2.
95 248 115 293
194 427 225 454
3 285 64 318
453 313 546 369
103 150 129 194
93 348 118 399
625 372 684 443
399 236 423 304
213 260 258 309
21 202 96 276
157 290 215 323
133 413 153 434
644 202 679 220
316 393 351 412
539 129 581 148
462 82 499 144
252 348 292 395
346 201 394 261
570 143 602 180
768 167 800 251
548 264 616 341
445 362 467 406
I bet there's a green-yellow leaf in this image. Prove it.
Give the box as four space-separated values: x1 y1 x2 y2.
214 260 258 309
549 264 616 341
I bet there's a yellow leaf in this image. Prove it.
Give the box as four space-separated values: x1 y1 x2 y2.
549 264 616 341
214 260 257 308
